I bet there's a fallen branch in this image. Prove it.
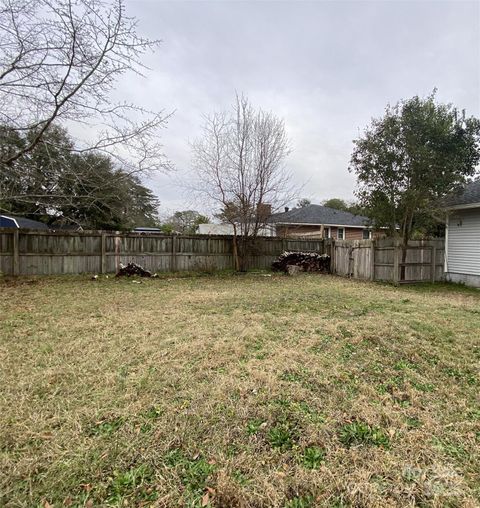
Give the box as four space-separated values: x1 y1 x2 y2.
116 262 155 278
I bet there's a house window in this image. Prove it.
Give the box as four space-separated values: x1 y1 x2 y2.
363 229 371 240
337 227 344 240
323 227 330 239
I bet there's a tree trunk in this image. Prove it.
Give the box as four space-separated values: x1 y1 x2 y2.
232 227 240 271
400 210 414 282
237 236 248 272
400 241 407 282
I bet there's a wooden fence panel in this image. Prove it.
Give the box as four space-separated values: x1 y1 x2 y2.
352 241 372 280
0 231 13 274
334 237 445 284
0 228 446 283
374 240 395 281
403 242 430 282
244 237 326 270
0 229 327 276
14 232 103 275
333 241 371 279
333 242 351 277
284 238 324 252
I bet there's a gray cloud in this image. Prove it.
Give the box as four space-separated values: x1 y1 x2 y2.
120 0 480 213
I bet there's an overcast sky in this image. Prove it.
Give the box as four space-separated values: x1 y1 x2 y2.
120 0 480 216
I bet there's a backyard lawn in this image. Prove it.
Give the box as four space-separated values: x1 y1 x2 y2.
1 273 479 507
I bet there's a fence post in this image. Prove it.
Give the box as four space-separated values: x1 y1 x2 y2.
370 239 375 281
114 232 121 272
330 238 336 274
171 234 177 272
100 233 106 274
12 229 19 276
431 245 436 283
348 244 354 278
232 236 237 270
393 240 400 285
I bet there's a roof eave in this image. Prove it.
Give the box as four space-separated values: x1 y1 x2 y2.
0 215 20 228
445 202 480 211
273 221 368 228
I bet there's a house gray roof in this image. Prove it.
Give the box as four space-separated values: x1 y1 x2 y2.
0 214 49 229
443 179 480 208
268 204 371 227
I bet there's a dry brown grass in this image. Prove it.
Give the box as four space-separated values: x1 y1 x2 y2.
0 273 479 507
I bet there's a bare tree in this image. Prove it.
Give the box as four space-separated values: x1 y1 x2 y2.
0 0 170 209
191 94 292 270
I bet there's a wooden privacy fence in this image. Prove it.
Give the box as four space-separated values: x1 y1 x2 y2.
333 238 445 284
0 229 330 276
0 228 445 283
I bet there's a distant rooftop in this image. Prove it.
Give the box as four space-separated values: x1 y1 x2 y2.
133 227 163 232
0 214 49 230
268 204 371 227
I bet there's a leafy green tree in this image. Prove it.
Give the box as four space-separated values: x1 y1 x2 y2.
1 124 76 218
160 223 174 234
162 210 210 234
0 124 160 230
321 198 366 216
322 198 349 212
345 202 367 216
296 198 311 208
350 92 480 242
58 154 160 230
350 92 480 279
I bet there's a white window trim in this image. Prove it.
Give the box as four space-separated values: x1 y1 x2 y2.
337 227 344 240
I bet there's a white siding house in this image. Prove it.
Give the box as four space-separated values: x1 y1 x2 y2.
197 223 276 236
444 180 480 287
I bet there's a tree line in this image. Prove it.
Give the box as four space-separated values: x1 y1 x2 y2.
0 124 160 230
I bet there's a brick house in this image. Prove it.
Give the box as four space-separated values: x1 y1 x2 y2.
268 204 376 240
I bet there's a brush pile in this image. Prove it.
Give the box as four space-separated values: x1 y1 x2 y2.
272 251 331 273
116 262 156 278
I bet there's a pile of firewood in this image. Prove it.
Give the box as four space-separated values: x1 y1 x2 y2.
116 262 156 277
272 251 331 273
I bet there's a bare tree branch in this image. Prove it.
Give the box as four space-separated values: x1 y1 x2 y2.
0 0 170 175
190 94 295 270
